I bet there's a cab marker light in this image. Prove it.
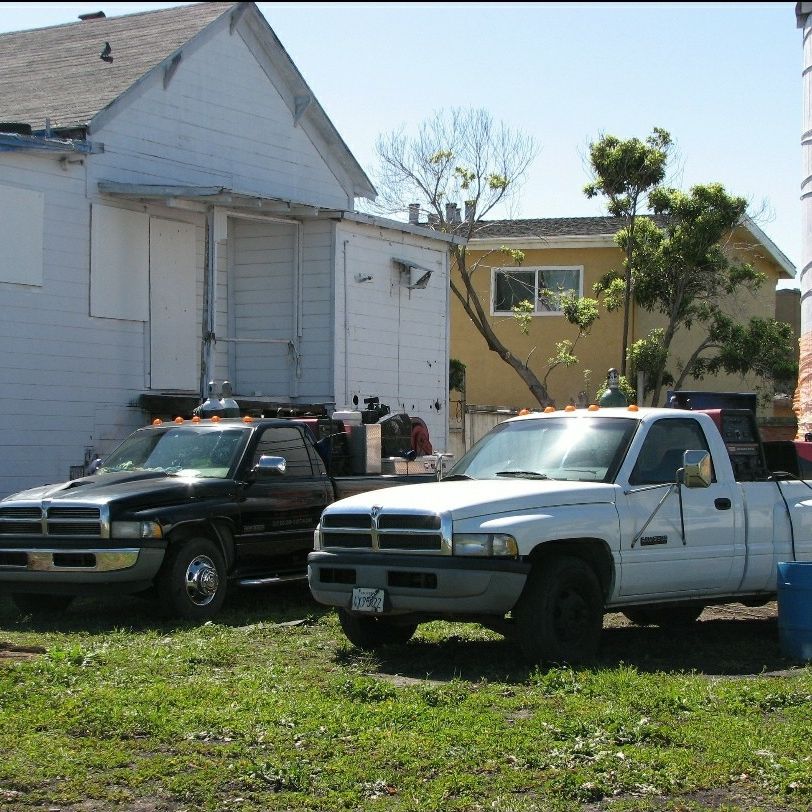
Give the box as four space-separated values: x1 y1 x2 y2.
152 419 162 426
628 404 639 411
588 404 600 411
174 417 184 424
544 406 555 413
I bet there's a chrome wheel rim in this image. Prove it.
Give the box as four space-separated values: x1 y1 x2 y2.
184 554 220 606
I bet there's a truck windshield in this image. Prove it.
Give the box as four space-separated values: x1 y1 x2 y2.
99 427 249 478
447 417 637 483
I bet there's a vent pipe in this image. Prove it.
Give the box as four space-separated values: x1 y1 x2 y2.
796 3 812 438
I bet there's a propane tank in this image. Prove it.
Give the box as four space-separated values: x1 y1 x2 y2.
219 380 240 417
195 381 224 418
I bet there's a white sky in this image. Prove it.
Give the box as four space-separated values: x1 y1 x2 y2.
0 1 803 287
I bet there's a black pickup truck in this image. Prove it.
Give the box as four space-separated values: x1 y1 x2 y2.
0 417 430 620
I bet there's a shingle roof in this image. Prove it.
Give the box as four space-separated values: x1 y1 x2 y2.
0 2 235 131
472 216 628 239
468 215 795 277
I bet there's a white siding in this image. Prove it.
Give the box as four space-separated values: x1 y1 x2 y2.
0 152 147 497
88 24 351 210
334 222 450 451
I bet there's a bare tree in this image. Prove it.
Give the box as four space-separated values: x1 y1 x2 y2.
371 108 595 407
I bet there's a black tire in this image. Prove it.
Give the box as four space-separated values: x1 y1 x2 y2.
622 605 703 627
513 556 603 666
338 609 417 650
11 593 74 614
156 536 227 621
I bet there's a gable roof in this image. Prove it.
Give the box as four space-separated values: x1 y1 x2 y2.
0 2 376 200
0 2 233 131
470 215 795 279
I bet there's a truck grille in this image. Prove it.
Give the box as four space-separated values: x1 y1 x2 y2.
321 510 448 553
0 506 103 537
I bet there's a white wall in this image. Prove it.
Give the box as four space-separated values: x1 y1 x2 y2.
334 221 450 451
87 23 352 211
0 152 148 496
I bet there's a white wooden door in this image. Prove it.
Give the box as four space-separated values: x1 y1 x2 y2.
149 218 198 391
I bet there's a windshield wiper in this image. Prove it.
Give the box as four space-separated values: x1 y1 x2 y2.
495 470 549 479
442 473 472 481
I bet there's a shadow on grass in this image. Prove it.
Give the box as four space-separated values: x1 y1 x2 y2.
0 579 330 635
347 613 800 683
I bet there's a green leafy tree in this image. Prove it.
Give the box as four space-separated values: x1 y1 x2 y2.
585 128 672 376
622 183 795 404
372 108 600 407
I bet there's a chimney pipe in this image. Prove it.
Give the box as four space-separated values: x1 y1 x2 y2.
408 203 420 225
445 203 456 222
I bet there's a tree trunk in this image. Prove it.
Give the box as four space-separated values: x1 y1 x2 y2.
451 258 551 408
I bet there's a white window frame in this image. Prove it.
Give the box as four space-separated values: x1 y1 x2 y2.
490 265 584 316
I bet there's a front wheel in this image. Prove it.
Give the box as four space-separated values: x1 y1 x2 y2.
338 609 417 650
156 537 227 621
513 556 603 666
11 593 74 615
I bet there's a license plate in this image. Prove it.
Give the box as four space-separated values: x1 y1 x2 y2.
351 587 385 613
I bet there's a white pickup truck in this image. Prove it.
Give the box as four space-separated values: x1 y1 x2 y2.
308 406 812 664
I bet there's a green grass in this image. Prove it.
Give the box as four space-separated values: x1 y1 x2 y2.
0 588 809 811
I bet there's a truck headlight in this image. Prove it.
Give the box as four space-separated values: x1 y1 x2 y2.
111 520 163 540
452 533 518 558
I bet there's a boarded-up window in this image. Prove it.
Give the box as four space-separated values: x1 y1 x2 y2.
90 204 149 320
0 184 44 286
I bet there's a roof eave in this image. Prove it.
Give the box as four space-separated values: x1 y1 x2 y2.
0 132 102 154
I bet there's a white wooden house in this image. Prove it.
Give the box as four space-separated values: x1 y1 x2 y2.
0 2 455 497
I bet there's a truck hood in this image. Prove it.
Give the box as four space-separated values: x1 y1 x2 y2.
323 478 618 522
2 471 232 509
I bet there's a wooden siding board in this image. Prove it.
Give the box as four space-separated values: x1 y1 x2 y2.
334 221 449 449
89 25 350 210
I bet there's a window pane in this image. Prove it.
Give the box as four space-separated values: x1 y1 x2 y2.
494 270 536 312
254 427 313 477
537 268 580 312
630 418 711 485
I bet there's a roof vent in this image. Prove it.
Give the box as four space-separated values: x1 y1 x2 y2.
78 11 106 21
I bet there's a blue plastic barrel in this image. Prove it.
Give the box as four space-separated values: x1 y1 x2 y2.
777 561 812 662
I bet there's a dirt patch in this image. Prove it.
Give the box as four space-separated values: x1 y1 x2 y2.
0 641 46 663
584 784 802 811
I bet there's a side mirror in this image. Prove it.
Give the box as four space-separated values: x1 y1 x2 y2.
251 455 287 478
682 450 711 488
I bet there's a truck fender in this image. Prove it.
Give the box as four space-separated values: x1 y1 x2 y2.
524 538 615 601
164 518 236 572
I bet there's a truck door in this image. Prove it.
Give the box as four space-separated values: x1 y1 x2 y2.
619 417 741 598
235 425 332 578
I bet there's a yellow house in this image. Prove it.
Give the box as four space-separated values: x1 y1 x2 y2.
452 216 796 415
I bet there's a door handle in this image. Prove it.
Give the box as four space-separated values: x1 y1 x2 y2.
714 498 731 510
